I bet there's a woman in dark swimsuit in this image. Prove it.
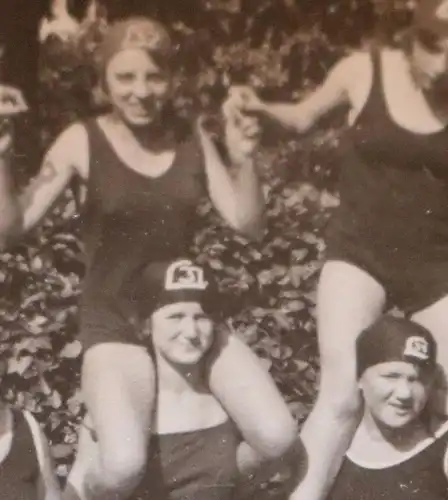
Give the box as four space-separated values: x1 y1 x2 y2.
328 315 448 500
0 17 297 500
234 1 448 499
66 258 303 500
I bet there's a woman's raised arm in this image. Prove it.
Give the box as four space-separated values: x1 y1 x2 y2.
0 122 88 248
240 53 361 133
196 112 265 241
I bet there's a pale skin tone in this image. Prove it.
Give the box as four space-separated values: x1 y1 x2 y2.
1 49 265 241
0 45 297 500
69 302 302 498
235 36 448 500
348 361 448 478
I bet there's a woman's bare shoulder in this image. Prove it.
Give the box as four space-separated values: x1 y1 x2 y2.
50 120 90 179
328 50 372 92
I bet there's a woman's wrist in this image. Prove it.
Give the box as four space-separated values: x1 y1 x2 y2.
255 100 268 115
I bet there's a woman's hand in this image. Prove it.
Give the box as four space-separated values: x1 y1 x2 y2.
0 85 28 158
226 85 264 114
222 86 262 165
0 85 28 117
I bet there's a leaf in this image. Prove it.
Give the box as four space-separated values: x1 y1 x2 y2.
52 443 74 459
272 311 292 330
238 324 259 345
60 341 82 359
293 360 311 373
8 355 33 376
26 316 49 335
283 300 305 312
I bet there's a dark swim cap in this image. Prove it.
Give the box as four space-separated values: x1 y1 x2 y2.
414 0 448 37
96 17 172 73
356 316 437 379
134 259 219 319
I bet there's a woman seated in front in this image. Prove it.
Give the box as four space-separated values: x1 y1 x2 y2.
327 315 448 500
67 258 304 500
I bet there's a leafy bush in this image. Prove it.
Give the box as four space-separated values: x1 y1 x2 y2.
0 0 415 483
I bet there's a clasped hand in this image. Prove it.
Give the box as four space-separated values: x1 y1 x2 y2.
0 85 28 156
221 85 264 164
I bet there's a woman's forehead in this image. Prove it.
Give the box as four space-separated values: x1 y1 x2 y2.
153 301 204 318
367 361 419 375
107 48 163 72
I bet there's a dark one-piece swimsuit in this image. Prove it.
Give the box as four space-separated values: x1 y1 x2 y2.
78 118 207 350
326 49 448 313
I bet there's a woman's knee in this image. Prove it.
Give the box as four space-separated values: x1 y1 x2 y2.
81 343 156 418
208 331 298 458
99 444 147 493
253 412 298 460
78 343 155 493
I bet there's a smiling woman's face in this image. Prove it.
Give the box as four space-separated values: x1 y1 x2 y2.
104 48 171 127
359 361 433 429
151 302 214 366
411 30 448 94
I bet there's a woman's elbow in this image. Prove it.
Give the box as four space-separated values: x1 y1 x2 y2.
232 211 266 242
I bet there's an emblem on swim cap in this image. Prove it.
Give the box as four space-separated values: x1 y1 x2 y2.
121 23 165 52
164 260 208 291
403 336 430 361
96 17 172 74
356 316 437 378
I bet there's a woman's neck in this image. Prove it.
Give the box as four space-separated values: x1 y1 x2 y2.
359 409 429 451
155 354 207 395
107 112 174 152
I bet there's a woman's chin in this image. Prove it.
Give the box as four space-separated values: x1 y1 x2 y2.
125 115 156 127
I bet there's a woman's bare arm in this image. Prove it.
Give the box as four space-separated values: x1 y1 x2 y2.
0 123 88 248
241 53 362 133
197 107 265 241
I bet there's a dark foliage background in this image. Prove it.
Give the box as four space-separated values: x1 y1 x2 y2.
0 0 415 488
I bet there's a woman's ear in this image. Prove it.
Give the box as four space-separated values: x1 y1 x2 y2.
136 316 153 343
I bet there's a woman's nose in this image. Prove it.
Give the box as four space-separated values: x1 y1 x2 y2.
394 380 413 400
131 79 151 98
182 318 199 339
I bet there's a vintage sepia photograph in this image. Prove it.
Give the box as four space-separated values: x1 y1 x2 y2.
0 0 447 499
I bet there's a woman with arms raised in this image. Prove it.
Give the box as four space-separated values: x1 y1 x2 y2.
0 17 297 500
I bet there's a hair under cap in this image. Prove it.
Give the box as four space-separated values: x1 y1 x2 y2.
356 315 437 378
414 0 448 37
133 259 219 319
96 17 172 73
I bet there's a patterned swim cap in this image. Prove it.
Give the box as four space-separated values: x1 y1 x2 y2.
96 17 172 72
356 315 437 378
133 259 219 319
